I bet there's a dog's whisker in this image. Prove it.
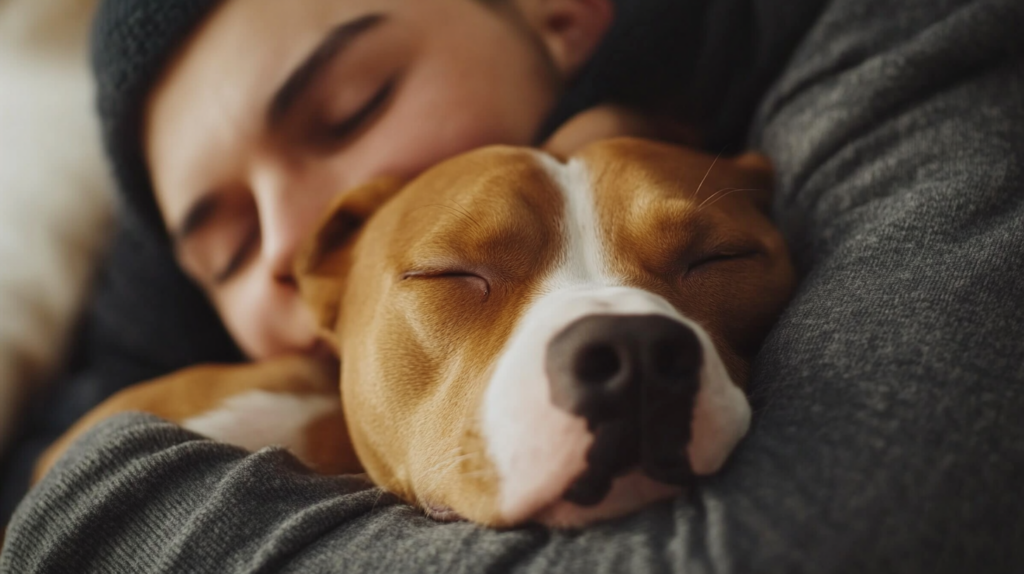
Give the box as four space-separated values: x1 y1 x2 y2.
691 151 723 199
423 447 465 474
698 187 766 211
426 450 481 476
696 187 740 210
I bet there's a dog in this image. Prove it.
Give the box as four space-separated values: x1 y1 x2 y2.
36 113 796 529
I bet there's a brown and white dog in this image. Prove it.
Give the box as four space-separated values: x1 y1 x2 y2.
37 115 795 529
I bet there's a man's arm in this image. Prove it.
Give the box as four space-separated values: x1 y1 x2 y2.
5 0 1024 572
734 0 1024 570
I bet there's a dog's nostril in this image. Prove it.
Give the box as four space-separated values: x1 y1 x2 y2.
651 338 699 379
548 315 703 426
651 340 683 378
574 343 622 386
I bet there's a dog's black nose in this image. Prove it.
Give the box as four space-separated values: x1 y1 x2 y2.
546 314 704 505
547 314 702 423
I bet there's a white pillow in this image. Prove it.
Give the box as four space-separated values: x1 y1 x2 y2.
0 0 113 454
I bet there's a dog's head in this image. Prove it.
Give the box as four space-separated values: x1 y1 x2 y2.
297 129 794 528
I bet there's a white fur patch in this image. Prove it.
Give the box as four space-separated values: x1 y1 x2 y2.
537 154 617 290
480 153 751 525
182 391 338 466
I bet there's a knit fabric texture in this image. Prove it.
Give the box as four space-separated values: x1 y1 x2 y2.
91 0 223 236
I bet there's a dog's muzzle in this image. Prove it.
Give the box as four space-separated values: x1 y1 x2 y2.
546 314 702 505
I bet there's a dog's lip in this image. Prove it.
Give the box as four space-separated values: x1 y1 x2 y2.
423 501 466 523
529 470 683 529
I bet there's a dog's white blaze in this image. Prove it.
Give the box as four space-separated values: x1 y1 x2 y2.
182 391 337 466
481 153 751 525
539 154 617 289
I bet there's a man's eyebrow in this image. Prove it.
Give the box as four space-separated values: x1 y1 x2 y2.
268 13 386 126
173 193 221 246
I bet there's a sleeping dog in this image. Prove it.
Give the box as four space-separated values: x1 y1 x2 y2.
37 111 795 528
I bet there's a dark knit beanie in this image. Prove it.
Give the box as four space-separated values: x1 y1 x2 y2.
92 0 224 237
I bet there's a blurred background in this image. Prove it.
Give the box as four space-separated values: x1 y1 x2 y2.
0 0 113 458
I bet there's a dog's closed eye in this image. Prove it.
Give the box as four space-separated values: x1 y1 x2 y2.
402 270 491 300
685 251 761 276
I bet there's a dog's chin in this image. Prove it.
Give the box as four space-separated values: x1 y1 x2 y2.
421 472 682 528
531 471 683 529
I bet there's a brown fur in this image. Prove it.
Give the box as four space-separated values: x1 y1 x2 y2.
300 148 566 518
34 356 361 482
295 139 793 524
582 141 794 382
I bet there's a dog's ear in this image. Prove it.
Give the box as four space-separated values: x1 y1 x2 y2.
728 151 776 213
296 177 406 348
542 104 700 159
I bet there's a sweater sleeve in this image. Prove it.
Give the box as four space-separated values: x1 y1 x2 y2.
0 209 244 525
4 1 1024 572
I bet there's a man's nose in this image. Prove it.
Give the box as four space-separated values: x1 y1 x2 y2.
251 164 338 286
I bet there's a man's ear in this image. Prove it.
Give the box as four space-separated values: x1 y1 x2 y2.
513 0 613 76
295 177 406 348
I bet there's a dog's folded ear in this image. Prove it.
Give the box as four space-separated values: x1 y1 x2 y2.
726 151 776 214
295 177 406 348
543 106 777 213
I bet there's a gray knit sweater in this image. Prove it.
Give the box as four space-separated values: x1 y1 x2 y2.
3 0 1024 572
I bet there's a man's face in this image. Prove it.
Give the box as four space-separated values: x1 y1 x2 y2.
146 0 610 359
